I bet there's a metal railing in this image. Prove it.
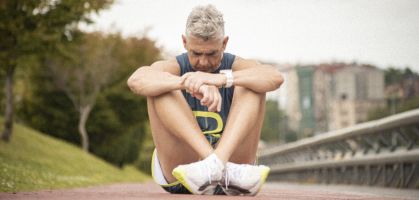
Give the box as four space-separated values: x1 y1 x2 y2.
259 109 419 188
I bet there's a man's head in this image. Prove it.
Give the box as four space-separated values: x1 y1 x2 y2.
182 5 229 72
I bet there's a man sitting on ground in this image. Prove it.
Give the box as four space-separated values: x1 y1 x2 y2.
127 4 283 196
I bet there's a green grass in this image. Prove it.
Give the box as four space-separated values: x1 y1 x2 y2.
0 119 149 192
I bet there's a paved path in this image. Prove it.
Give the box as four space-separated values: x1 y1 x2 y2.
1 182 418 200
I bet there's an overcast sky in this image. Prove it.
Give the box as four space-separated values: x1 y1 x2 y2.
86 0 419 71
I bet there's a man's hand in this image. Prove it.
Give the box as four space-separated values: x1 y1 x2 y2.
181 71 226 94
187 84 222 112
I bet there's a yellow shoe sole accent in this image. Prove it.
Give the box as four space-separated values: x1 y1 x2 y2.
172 168 195 194
253 167 270 196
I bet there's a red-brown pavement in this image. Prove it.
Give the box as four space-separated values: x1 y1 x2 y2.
1 181 418 200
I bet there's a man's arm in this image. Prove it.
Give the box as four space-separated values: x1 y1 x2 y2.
231 57 284 93
127 58 222 112
127 59 183 97
181 57 284 94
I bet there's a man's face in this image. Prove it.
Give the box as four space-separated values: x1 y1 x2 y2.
182 35 228 72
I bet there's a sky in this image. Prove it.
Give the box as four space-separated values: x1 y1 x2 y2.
85 0 419 71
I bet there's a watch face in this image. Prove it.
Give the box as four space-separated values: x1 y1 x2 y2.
220 70 233 88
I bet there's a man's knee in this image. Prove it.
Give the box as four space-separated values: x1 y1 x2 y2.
154 90 181 100
147 91 185 120
234 86 265 102
150 90 184 106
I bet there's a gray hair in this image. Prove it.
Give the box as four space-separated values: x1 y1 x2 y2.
185 5 225 41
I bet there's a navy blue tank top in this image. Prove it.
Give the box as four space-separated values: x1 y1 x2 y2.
176 52 236 135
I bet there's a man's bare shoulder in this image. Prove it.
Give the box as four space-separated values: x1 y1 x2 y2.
150 58 180 75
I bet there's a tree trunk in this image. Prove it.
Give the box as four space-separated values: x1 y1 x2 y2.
1 65 15 142
78 105 92 152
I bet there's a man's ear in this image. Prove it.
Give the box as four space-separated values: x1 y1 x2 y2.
182 35 187 50
222 36 229 50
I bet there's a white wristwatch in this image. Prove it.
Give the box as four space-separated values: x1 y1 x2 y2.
220 69 234 88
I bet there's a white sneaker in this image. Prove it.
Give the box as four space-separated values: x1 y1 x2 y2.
221 162 270 196
172 154 224 195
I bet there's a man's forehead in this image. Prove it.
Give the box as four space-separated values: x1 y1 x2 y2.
189 44 221 53
187 39 223 52
191 49 218 55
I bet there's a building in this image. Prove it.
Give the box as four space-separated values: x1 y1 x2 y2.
281 63 385 136
327 65 385 130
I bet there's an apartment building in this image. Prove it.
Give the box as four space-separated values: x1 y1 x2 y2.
282 63 385 136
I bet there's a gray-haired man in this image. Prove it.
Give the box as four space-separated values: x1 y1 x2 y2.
127 4 283 196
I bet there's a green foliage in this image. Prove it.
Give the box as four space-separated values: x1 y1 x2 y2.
134 124 155 175
385 67 405 86
18 65 80 144
0 70 4 113
284 130 298 143
384 67 418 86
0 0 114 141
88 83 148 167
402 95 419 110
0 0 113 66
17 32 161 168
261 100 297 144
367 106 391 121
0 118 148 192
261 100 283 143
368 94 419 120
368 67 419 120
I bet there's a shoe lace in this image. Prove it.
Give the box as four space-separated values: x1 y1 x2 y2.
224 164 246 189
202 158 220 185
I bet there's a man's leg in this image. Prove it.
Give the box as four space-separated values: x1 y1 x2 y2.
215 86 266 163
213 86 268 196
148 90 214 183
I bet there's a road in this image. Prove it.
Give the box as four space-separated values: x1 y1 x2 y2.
1 182 418 200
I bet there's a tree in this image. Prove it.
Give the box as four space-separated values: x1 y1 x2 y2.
18 71 80 143
261 100 284 143
0 69 4 114
17 33 162 166
0 0 113 141
368 67 419 120
47 32 118 152
368 96 419 120
384 67 418 87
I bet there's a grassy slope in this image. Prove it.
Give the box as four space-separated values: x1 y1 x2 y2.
0 119 149 192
